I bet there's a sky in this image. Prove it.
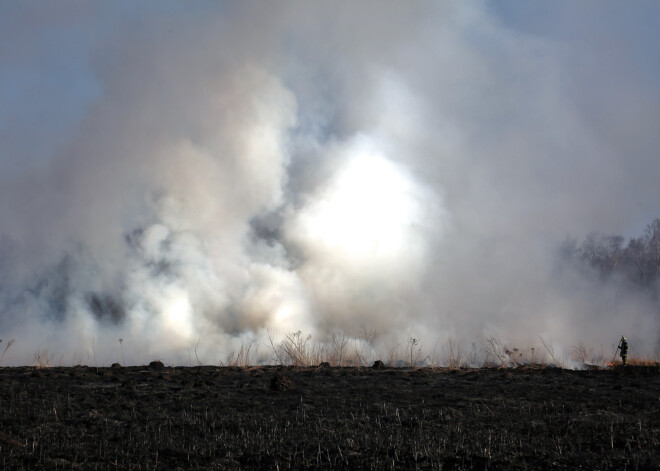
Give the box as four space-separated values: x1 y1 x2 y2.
1 1 659 366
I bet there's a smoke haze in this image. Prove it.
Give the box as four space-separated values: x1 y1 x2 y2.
1 1 659 365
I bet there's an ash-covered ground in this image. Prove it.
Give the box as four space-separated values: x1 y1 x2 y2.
1 364 658 470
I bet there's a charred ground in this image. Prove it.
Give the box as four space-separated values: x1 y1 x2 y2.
1 364 659 470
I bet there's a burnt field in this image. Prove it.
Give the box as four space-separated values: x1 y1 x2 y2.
1 364 659 470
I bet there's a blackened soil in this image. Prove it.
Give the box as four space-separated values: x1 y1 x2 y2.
1 365 659 470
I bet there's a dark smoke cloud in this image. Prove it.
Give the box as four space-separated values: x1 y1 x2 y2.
1 2 659 365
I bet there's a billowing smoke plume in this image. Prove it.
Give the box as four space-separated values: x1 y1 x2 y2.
1 2 659 365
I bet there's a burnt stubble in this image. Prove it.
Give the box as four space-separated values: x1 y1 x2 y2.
1 365 658 469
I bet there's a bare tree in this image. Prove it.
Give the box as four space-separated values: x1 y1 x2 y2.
626 237 651 286
644 219 660 282
561 218 660 302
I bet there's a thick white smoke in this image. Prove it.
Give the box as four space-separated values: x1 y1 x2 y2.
1 2 659 365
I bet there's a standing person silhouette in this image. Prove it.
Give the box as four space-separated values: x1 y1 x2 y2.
617 336 628 366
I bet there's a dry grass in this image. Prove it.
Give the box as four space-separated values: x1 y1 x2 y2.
483 336 509 367
610 358 660 367
261 331 660 370
8 332 657 370
224 338 259 367
627 358 660 366
267 329 376 367
33 348 55 369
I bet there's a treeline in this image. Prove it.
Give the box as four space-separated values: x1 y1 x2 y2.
560 218 660 297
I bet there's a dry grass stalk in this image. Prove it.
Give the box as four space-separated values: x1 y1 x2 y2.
225 337 258 367
483 336 509 367
407 338 422 368
571 343 588 366
539 335 565 368
193 338 203 366
445 338 464 368
331 331 349 366
268 330 314 367
621 358 660 367
0 338 15 365
33 348 55 369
